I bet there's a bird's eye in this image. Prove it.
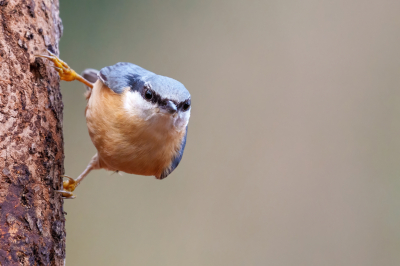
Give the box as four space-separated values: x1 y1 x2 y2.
144 90 153 100
182 102 191 111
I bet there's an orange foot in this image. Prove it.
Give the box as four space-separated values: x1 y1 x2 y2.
35 50 93 88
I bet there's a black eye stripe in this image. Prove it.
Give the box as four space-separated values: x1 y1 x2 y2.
142 87 162 104
177 99 191 110
141 87 190 110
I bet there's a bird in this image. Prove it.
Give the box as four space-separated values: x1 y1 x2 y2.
36 51 191 199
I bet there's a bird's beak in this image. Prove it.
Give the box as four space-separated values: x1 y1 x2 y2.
163 100 177 114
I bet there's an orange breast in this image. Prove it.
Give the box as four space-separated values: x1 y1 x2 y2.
85 81 185 177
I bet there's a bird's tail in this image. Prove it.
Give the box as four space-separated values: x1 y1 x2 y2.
81 68 99 99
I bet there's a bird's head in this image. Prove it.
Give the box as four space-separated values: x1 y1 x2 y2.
124 75 191 131
98 63 191 132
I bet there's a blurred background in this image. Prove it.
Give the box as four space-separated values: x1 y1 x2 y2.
59 0 400 265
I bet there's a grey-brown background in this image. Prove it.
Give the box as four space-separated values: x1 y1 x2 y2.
59 0 400 265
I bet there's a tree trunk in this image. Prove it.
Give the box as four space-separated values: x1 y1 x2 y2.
0 0 65 265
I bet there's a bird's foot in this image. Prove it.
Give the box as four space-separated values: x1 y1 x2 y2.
56 175 78 199
35 50 79 82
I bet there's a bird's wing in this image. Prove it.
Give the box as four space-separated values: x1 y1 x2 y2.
159 126 188 179
98 62 154 94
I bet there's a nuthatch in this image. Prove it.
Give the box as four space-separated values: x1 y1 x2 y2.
37 51 191 199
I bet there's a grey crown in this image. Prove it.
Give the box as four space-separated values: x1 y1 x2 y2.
98 62 190 103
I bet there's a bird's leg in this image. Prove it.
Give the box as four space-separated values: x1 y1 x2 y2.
57 154 100 199
35 50 93 89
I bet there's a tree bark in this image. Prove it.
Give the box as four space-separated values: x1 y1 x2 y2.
0 0 65 265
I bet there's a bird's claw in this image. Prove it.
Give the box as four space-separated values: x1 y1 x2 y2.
55 190 76 199
35 50 78 82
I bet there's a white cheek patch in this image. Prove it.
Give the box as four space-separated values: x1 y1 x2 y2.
175 109 190 131
123 90 155 119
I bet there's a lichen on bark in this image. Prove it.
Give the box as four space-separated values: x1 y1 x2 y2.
0 0 65 265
